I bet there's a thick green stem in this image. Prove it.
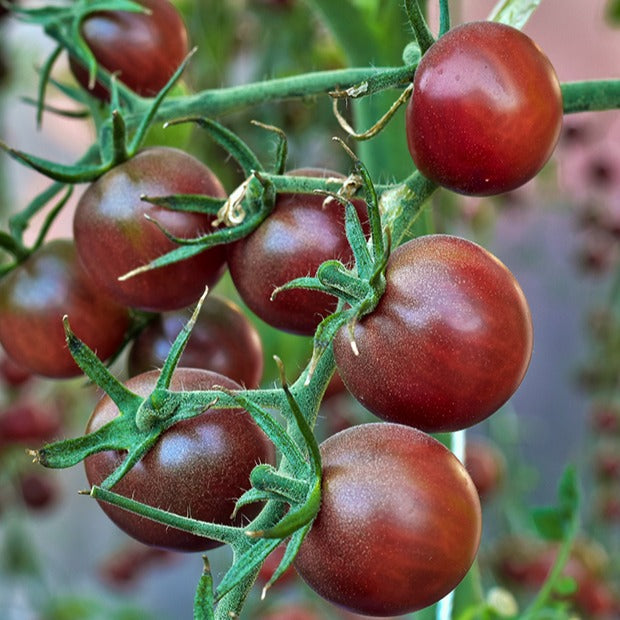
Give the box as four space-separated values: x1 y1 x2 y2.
562 80 620 113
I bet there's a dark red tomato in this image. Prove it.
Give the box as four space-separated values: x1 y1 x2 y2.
258 605 322 620
73 147 227 312
406 21 563 196
128 294 264 388
84 368 274 552
227 169 367 336
0 354 32 387
333 234 533 433
294 423 481 616
0 240 130 378
69 0 188 100
465 438 505 501
19 472 60 512
0 402 63 446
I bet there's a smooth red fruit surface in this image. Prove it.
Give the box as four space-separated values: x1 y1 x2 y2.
84 369 274 551
0 402 63 446
0 240 129 378
128 294 264 387
227 169 367 335
74 148 227 312
69 0 188 100
334 234 533 432
294 423 481 616
406 21 563 196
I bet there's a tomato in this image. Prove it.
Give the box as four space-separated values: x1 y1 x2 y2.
19 472 60 512
226 169 368 336
69 0 189 100
0 240 130 378
73 147 228 312
406 21 563 196
294 423 481 616
0 402 63 447
333 234 533 433
84 368 274 552
464 438 505 501
128 294 264 388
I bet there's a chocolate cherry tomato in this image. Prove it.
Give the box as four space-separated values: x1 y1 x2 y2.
128 294 264 388
0 240 129 378
73 147 227 312
406 21 563 196
333 234 533 432
227 169 367 336
69 0 189 100
84 369 274 551
294 423 481 616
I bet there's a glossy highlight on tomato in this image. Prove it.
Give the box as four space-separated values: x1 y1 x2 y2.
0 240 129 378
294 423 482 616
73 147 228 312
226 169 368 335
69 0 189 100
333 234 533 432
84 369 274 552
406 21 563 196
128 294 264 388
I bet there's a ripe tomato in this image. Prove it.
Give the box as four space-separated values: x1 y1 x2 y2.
294 423 481 616
73 147 228 312
84 368 274 552
226 169 367 336
465 438 505 501
69 0 189 100
128 294 264 388
333 234 533 433
406 21 563 196
0 240 129 378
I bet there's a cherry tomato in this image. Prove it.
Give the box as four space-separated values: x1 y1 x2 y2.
84 368 274 552
333 234 533 432
0 240 130 378
73 147 228 312
128 294 264 388
69 0 189 100
406 21 563 196
0 402 63 447
465 438 505 501
19 472 60 512
227 169 367 335
294 423 481 616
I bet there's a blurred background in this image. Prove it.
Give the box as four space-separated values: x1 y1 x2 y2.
0 1 619 618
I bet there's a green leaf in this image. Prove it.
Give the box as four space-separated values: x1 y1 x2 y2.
488 0 542 29
531 506 566 541
607 0 620 24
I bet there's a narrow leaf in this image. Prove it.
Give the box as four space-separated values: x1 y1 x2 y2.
488 0 542 29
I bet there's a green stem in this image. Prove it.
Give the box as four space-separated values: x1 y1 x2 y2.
404 0 436 53
562 80 620 113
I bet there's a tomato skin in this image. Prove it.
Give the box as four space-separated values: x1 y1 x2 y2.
226 169 367 336
73 147 227 312
333 234 533 433
69 0 189 100
406 21 563 196
84 368 274 552
128 294 264 388
0 240 129 378
294 423 481 616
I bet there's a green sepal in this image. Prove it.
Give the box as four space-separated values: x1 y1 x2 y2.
232 488 286 519
251 121 288 175
403 0 435 53
250 465 309 505
317 260 372 303
261 524 311 595
0 231 28 262
63 316 142 413
90 486 240 545
489 0 543 29
36 44 63 128
140 193 225 215
194 557 215 620
223 390 306 472
215 538 282 601
32 185 74 250
249 478 320 540
168 117 263 176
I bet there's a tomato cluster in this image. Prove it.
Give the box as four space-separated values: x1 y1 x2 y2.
0 1 573 618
